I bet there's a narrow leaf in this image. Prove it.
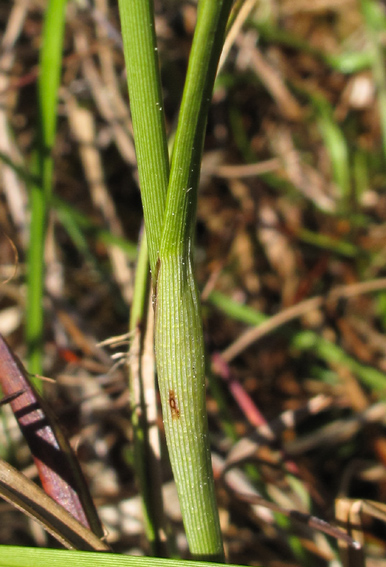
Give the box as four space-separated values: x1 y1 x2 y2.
0 461 109 550
0 335 104 538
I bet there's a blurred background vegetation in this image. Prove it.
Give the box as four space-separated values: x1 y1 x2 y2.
1 0 386 565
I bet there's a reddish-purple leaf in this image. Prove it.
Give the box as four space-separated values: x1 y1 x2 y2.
0 334 104 538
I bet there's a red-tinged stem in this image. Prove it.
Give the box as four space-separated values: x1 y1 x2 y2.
0 335 104 539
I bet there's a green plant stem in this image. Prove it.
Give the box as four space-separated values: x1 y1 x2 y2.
160 0 232 256
118 0 169 277
155 1 232 561
118 0 170 552
128 231 168 556
26 0 67 380
119 0 232 558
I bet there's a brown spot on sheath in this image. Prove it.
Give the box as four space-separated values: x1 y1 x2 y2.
169 389 180 420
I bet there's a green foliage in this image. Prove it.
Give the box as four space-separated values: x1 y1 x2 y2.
118 0 232 559
26 0 67 380
0 547 247 567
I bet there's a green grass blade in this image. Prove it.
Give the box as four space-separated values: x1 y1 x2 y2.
0 547 250 567
118 0 169 278
209 291 386 396
38 1 67 150
293 332 386 393
27 161 51 379
312 95 351 204
255 20 373 74
53 196 138 260
26 0 67 379
298 228 361 258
